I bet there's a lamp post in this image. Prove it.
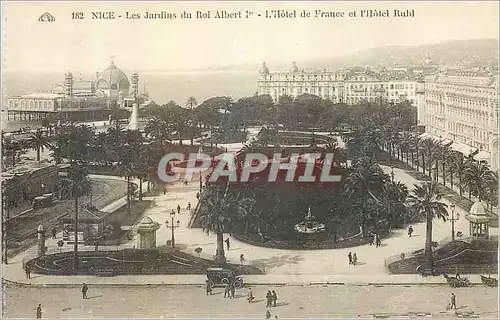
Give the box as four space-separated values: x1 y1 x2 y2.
165 209 180 248
449 203 460 241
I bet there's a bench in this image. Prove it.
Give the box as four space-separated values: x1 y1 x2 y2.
94 269 115 277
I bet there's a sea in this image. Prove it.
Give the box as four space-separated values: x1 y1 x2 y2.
1 69 258 132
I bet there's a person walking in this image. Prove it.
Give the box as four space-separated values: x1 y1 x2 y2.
247 288 254 303
177 204 181 215
348 252 353 265
376 235 381 248
82 283 88 299
369 233 374 246
51 227 57 239
205 280 213 295
230 281 236 298
240 254 245 264
225 238 230 251
187 202 191 211
408 225 414 237
352 253 358 266
163 187 167 195
25 264 31 279
224 282 230 298
271 290 278 307
266 290 273 307
36 304 42 319
450 293 457 310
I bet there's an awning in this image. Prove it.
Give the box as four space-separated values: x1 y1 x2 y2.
439 138 453 146
473 150 490 162
451 142 478 157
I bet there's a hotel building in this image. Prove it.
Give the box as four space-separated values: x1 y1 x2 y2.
419 68 498 170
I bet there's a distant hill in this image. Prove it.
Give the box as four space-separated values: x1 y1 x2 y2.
307 39 499 69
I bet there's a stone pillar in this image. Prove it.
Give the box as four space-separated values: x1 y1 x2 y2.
37 225 46 257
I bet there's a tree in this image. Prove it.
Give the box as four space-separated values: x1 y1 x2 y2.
407 182 448 272
65 165 91 271
464 160 493 201
435 144 452 186
186 96 198 110
447 151 468 195
28 129 53 162
198 184 236 266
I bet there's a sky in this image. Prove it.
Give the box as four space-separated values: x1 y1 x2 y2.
3 1 499 74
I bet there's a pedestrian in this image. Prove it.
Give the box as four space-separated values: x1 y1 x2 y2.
177 204 181 214
196 192 200 199
25 264 31 279
348 252 353 265
266 290 273 307
376 235 381 248
353 253 358 266
225 238 230 251
455 267 461 280
187 202 191 210
247 288 254 303
230 281 236 298
205 280 212 295
36 304 42 319
272 290 277 307
450 293 457 310
51 227 57 239
224 282 230 298
240 254 245 264
266 309 272 319
82 283 88 299
163 187 167 195
408 225 414 237
369 233 374 246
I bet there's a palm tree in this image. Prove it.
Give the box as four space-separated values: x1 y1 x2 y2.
420 138 438 178
29 129 53 162
144 117 171 145
324 141 347 168
435 144 452 186
407 182 448 271
464 160 493 201
485 171 498 211
65 165 91 271
447 151 467 195
198 184 236 266
399 132 414 165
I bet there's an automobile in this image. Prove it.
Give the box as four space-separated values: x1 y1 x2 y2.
206 267 244 288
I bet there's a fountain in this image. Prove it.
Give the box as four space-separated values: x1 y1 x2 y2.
294 206 326 234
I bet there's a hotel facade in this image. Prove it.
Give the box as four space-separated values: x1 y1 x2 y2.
419 69 498 171
257 61 424 106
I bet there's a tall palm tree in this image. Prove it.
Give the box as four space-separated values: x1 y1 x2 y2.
447 151 467 195
399 132 414 165
435 144 452 186
420 138 438 178
407 182 448 271
485 171 498 211
29 129 53 162
464 160 493 201
65 165 91 271
198 184 236 266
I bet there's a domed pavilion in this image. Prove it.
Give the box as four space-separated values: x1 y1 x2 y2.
94 59 130 99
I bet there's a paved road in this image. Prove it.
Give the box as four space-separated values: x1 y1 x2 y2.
3 284 497 319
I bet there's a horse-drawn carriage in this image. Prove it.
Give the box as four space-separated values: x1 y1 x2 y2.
480 275 498 287
443 273 471 287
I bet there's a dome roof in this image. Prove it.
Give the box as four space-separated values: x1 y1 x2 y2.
260 62 269 74
290 61 299 73
470 201 487 215
95 60 130 91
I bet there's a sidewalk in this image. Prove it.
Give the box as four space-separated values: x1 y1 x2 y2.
3 273 486 287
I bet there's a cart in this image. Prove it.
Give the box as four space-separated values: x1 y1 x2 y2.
443 273 471 287
480 275 498 287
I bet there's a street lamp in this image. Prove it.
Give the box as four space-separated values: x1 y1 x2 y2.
449 203 460 241
165 209 180 248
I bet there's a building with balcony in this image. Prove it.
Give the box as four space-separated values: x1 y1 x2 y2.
257 62 420 106
420 68 498 170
